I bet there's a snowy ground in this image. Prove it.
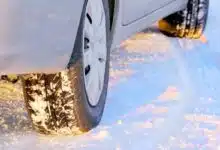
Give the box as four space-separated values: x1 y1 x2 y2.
0 1 220 150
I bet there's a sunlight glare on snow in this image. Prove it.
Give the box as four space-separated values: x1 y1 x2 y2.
91 130 109 140
121 31 171 54
157 86 180 102
109 69 135 88
199 34 208 43
0 80 23 100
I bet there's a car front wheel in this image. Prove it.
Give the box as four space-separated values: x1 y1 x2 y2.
21 0 110 135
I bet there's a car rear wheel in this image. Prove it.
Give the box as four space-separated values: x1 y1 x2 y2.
21 0 110 135
158 0 209 38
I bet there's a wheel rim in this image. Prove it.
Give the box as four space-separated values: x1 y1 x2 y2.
83 0 107 106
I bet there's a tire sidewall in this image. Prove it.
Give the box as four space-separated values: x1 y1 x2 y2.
69 0 111 129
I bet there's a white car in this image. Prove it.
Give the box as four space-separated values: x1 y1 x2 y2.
0 0 209 135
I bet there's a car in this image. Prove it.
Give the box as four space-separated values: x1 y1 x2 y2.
0 0 209 135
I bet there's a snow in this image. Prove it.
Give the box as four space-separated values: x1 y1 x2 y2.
0 0 220 149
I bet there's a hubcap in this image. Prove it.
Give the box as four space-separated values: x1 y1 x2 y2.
83 0 107 106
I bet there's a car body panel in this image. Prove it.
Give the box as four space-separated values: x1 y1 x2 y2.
0 0 188 75
122 0 175 25
0 0 85 75
111 0 188 49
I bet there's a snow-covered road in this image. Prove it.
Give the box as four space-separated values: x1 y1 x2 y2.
1 0 220 149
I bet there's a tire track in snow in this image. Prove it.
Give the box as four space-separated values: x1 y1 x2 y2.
148 38 199 149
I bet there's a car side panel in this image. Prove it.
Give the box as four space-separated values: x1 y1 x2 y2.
122 0 175 25
0 0 85 75
111 0 188 49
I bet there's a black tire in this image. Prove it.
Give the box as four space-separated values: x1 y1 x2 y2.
21 0 110 135
158 0 209 38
